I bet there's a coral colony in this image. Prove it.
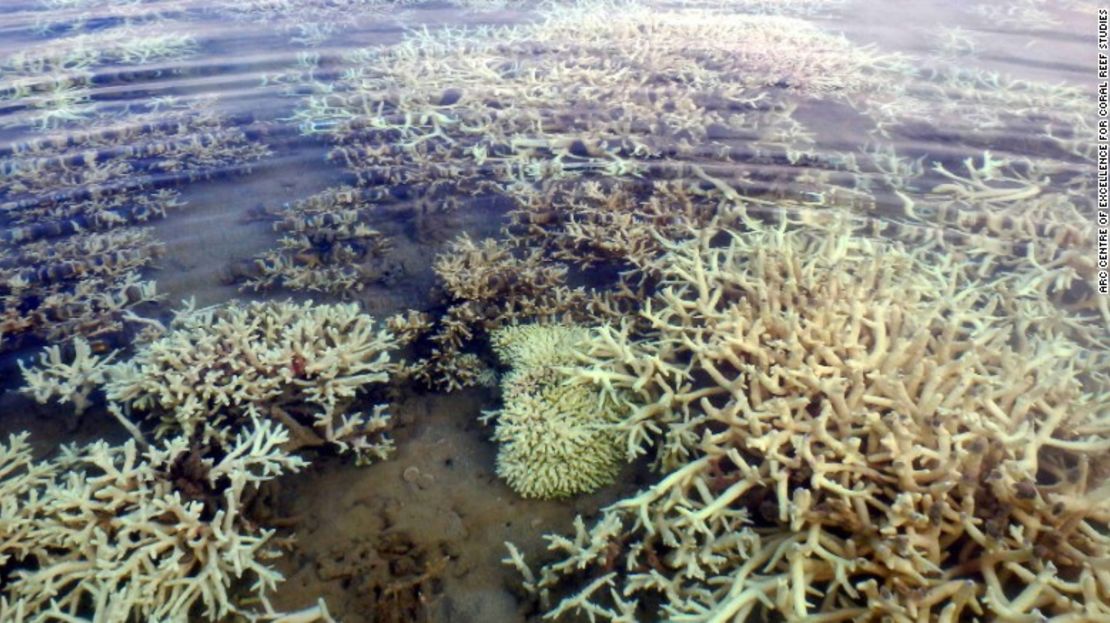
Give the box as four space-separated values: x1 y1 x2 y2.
1 0 1107 620
483 324 627 499
25 300 400 465
0 420 307 622
505 219 1109 621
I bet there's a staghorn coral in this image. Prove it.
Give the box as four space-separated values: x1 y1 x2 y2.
1 21 199 132
0 228 164 351
1 101 270 222
861 58 1091 158
0 66 274 366
97 299 399 464
20 299 400 465
506 221 1110 621
0 419 309 623
401 234 630 392
0 96 271 351
231 186 396 295
291 1 907 212
505 177 736 286
483 324 627 499
0 190 187 246
18 337 116 415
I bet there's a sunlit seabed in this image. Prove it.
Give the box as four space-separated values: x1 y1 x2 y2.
0 0 1105 621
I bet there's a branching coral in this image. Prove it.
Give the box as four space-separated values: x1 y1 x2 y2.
23 299 400 465
507 221 1110 621
18 337 116 415
98 299 399 464
230 186 396 295
1 101 269 225
0 97 271 351
0 228 164 351
0 419 308 622
400 234 630 391
1 22 199 132
292 1 906 213
483 324 628 499
506 179 706 271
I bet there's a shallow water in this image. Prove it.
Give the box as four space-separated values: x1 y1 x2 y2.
0 0 1105 621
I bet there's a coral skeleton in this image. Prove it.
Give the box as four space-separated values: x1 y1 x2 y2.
403 234 629 391
18 337 116 415
231 186 396 295
0 228 164 351
0 97 271 351
287 1 907 225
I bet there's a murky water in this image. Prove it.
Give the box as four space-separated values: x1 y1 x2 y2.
1 0 1105 621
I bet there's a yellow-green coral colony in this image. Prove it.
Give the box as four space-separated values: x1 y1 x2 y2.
485 324 628 500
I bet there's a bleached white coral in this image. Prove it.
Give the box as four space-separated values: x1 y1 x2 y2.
19 299 399 465
485 324 627 499
512 220 1110 622
490 323 589 370
74 298 401 465
0 418 306 622
19 337 116 414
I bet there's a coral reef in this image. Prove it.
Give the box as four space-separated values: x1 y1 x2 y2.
862 52 1090 156
230 186 397 295
18 336 117 415
483 324 627 499
399 234 628 392
23 299 401 465
287 1 906 225
1 24 198 131
0 94 272 350
0 228 163 351
505 178 730 285
506 221 1110 621
0 418 308 622
1 103 270 236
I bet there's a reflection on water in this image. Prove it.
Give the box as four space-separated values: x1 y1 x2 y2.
0 0 1106 621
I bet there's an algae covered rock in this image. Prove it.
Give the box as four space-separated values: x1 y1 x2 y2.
484 324 627 500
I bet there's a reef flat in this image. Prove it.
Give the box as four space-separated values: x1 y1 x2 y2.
0 0 1105 621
